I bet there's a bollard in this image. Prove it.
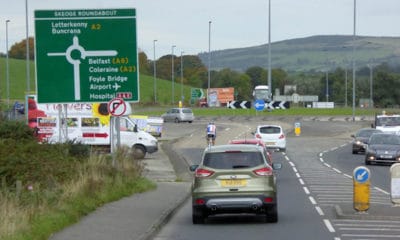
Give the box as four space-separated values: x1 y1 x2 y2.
294 122 301 136
390 163 400 206
353 166 370 212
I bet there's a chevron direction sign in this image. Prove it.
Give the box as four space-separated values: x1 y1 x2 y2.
227 101 251 109
265 101 290 109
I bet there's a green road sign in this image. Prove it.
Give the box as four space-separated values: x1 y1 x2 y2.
191 88 204 99
34 9 139 103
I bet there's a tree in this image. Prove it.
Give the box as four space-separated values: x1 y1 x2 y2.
373 69 400 107
245 66 267 87
9 37 34 60
233 74 252 100
271 68 289 95
179 55 207 88
138 51 150 75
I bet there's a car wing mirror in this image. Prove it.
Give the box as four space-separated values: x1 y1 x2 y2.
189 165 199 172
272 163 282 170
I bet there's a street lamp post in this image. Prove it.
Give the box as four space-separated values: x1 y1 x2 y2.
208 21 211 105
345 66 348 107
25 0 30 93
325 70 329 102
367 63 374 108
171 45 176 105
6 20 10 107
352 0 357 121
153 40 157 103
267 0 272 99
180 51 184 102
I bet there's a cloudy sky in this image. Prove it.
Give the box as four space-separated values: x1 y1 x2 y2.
1 0 400 59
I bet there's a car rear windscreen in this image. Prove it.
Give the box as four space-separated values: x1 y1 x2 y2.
203 152 264 169
259 126 280 134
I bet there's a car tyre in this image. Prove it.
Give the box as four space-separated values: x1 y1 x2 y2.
265 204 278 223
352 149 358 154
174 118 180 123
192 208 205 224
365 159 371 165
132 145 146 159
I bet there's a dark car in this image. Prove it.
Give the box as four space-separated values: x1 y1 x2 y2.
189 144 281 224
351 128 382 154
365 133 400 165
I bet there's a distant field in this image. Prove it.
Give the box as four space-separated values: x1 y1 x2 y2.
0 57 35 103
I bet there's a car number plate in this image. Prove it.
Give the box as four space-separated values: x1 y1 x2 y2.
381 155 393 159
221 179 247 187
266 142 276 145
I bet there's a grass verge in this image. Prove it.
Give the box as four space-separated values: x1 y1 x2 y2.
0 147 156 240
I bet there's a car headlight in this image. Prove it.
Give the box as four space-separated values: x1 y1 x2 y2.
366 148 376 155
396 151 400 161
355 140 362 145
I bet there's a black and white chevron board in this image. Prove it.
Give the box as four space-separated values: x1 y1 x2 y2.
227 101 290 109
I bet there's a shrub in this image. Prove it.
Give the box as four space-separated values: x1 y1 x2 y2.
0 120 35 141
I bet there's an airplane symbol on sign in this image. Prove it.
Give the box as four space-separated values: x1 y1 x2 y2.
112 83 121 91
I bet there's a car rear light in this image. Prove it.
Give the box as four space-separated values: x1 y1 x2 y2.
195 168 214 177
263 197 274 203
253 167 273 176
195 198 206 205
279 134 285 139
255 133 262 139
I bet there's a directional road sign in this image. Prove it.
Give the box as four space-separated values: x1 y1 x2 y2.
35 9 138 103
265 101 290 110
227 101 251 109
254 99 265 111
191 88 204 99
353 166 370 183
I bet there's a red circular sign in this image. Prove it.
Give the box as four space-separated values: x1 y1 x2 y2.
107 98 127 116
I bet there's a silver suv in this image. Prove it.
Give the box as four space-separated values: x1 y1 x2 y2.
190 144 281 224
161 107 194 123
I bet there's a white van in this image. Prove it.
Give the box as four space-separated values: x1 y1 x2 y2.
28 97 158 159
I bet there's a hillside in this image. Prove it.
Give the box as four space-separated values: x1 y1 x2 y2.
198 35 400 72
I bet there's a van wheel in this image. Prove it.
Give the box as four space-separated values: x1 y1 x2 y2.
174 118 180 123
132 145 146 159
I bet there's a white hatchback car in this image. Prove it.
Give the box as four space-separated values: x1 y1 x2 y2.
254 125 286 152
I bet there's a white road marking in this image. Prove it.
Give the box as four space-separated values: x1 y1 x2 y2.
299 178 305 185
324 219 336 232
315 206 324 216
333 168 342 174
